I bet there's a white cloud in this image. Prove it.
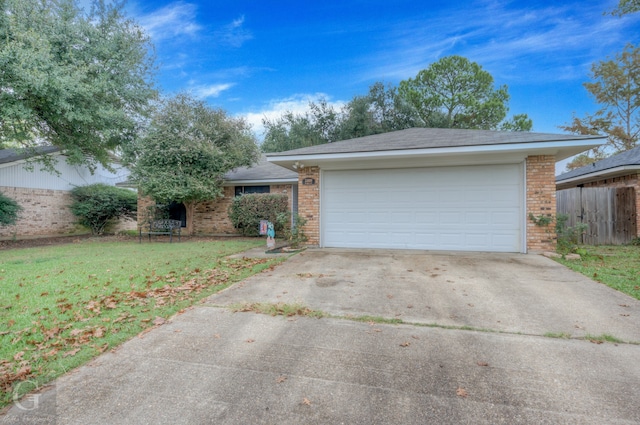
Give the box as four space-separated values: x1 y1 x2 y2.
215 15 253 48
240 93 346 139
191 83 235 99
138 2 201 42
361 1 637 84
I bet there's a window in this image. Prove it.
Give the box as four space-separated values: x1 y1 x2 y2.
168 202 187 227
234 185 270 196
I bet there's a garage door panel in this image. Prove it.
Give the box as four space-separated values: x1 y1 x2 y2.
323 165 522 252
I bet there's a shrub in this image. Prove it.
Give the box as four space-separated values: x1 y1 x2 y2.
228 193 289 236
0 192 22 226
555 213 588 255
276 212 308 248
70 184 138 235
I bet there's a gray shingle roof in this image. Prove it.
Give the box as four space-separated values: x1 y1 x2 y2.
266 127 603 157
556 145 640 182
224 155 297 182
0 146 60 165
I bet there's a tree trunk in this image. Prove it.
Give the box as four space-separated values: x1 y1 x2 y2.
185 201 196 236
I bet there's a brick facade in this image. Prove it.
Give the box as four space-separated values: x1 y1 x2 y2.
526 155 557 252
297 167 320 246
579 173 640 237
0 186 137 239
138 184 295 235
0 187 79 238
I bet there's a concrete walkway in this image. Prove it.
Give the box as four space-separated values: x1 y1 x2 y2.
3 249 640 424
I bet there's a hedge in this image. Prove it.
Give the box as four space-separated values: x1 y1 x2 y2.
228 193 289 236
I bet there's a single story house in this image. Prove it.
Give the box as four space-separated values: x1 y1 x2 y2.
0 147 133 238
267 128 605 253
137 155 298 234
556 145 640 238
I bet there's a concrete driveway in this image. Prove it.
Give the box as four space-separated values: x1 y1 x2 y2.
3 249 640 424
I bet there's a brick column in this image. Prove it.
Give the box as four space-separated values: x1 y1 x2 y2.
526 155 556 252
298 166 320 246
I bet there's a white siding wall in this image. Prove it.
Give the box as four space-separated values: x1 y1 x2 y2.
0 153 130 191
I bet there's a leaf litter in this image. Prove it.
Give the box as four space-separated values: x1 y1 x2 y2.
1 256 270 398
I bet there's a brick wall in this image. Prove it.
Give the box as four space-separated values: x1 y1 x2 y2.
526 155 557 252
297 167 320 246
0 187 81 238
582 173 640 237
138 184 295 236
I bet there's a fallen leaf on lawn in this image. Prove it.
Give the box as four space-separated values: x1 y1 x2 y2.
13 351 24 361
456 387 468 398
153 317 166 326
477 361 489 367
70 328 83 337
302 398 312 406
7 319 15 327
399 341 411 347
63 348 81 358
276 376 287 383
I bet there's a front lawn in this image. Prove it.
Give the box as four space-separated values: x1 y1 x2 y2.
0 237 279 408
554 245 640 300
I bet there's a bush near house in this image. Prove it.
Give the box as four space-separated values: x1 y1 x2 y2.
70 184 137 235
228 193 289 236
0 192 22 227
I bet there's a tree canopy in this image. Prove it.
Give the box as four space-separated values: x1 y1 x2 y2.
398 55 510 130
0 0 156 171
611 0 640 15
129 94 259 234
561 44 639 169
262 57 532 153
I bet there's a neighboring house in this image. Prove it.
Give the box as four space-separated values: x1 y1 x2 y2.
556 145 640 239
267 128 605 253
137 155 298 234
0 147 133 238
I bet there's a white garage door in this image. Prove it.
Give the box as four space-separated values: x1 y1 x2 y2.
322 164 523 252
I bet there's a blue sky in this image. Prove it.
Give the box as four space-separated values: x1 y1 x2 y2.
123 0 638 156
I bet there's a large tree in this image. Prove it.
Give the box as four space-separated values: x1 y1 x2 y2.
130 94 259 235
398 55 512 130
0 0 156 171
261 99 341 153
261 83 421 153
561 44 639 169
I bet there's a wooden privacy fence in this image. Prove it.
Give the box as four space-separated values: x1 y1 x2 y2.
556 187 637 245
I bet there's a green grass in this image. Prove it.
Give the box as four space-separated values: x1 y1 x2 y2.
0 238 281 408
554 245 640 300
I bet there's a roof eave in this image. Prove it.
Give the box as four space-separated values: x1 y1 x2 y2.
556 165 640 188
267 139 606 170
222 178 298 186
